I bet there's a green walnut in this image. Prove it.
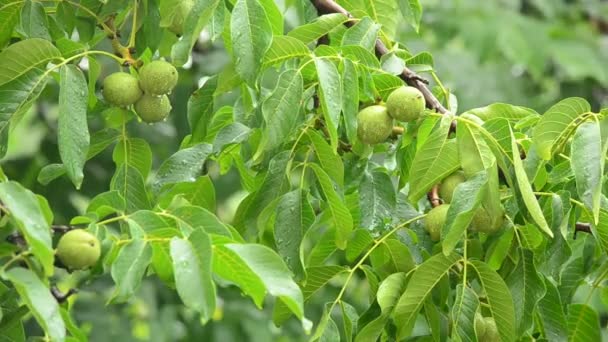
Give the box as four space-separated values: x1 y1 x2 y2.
356 105 393 144
479 317 499 342
56 229 101 270
424 204 450 241
139 60 178 95
386 86 426 122
135 94 172 123
439 171 466 203
470 207 504 234
102 72 143 106
168 0 193 35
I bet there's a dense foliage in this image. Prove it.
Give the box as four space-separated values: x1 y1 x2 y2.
0 0 607 341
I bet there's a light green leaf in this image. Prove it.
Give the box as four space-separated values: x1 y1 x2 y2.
58 65 89 188
170 229 216 321
398 0 423 32
538 278 568 342
314 57 342 150
359 169 396 233
4 268 65 341
258 0 283 35
341 58 359 143
287 13 348 44
0 1 22 47
306 129 344 186
571 121 602 224
113 138 153 180
393 253 461 339
592 209 608 255
408 116 460 203
157 176 216 211
110 222 153 302
230 0 273 85
533 97 591 160
171 0 220 66
0 181 53 275
214 243 304 319
263 35 310 68
87 190 126 219
260 69 303 151
464 103 539 122
110 165 152 213
153 143 212 192
372 73 403 100
510 125 552 237
468 260 515 342
505 249 546 334
451 284 479 342
168 205 232 237
17 0 51 40
188 76 217 143
457 120 495 177
274 190 314 279
213 122 251 154
310 163 353 249
377 272 408 313
341 17 380 50
567 304 600 342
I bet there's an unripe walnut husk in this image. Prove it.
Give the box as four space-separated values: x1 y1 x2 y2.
357 105 393 145
469 207 504 234
424 204 450 241
386 86 426 122
56 229 101 270
135 94 172 123
439 171 466 203
139 60 178 95
102 72 143 107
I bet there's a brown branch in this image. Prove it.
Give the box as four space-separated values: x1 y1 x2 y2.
51 286 78 303
426 185 442 208
575 222 591 235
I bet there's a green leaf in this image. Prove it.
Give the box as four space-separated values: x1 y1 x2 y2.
0 38 60 86
274 190 314 279
168 205 232 237
188 76 217 143
213 243 304 319
345 229 374 262
306 129 344 186
442 172 487 255
567 304 600 342
377 272 408 313
341 17 380 50
0 181 54 276
372 73 403 100
230 0 273 85
213 122 251 155
310 163 353 249
311 303 340 341
58 65 89 188
509 125 552 237
398 0 423 32
17 0 51 40
451 284 479 342
287 13 348 44
4 268 65 341
171 0 221 66
260 69 303 151
314 58 342 150
157 176 216 211
170 229 216 321
571 121 602 224
110 221 153 303
113 138 153 180
0 1 22 47
537 278 568 342
468 260 516 342
344 0 399 38
393 253 461 339
533 97 591 160
152 143 212 192
408 116 460 203
592 209 608 255
87 190 126 219
110 165 152 213
359 169 396 233
464 103 539 122
263 35 311 68
505 249 546 334
341 58 359 143
258 0 283 35
457 120 495 177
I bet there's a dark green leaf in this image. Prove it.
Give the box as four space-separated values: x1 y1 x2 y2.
171 0 221 65
153 143 212 192
359 169 396 233
314 58 342 149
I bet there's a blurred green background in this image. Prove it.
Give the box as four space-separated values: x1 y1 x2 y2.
4 0 607 340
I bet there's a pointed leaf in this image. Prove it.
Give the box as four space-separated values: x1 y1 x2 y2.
171 0 220 65
153 143 212 192
538 278 568 342
341 17 380 50
451 285 480 342
571 121 602 223
110 165 151 213
359 169 396 233
567 304 600 342
113 138 152 180
287 13 348 44
314 58 342 149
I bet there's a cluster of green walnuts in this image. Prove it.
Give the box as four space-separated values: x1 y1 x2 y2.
424 171 504 241
356 86 425 144
102 60 178 123
55 229 101 270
